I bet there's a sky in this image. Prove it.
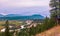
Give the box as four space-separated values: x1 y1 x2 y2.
0 0 50 17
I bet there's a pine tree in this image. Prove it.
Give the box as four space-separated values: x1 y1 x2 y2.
5 20 10 36
50 0 60 24
42 16 49 30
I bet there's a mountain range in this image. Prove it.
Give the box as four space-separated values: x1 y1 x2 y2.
0 14 44 20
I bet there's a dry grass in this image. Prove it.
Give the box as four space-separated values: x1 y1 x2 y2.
0 21 5 24
0 26 4 30
36 25 60 36
0 20 23 26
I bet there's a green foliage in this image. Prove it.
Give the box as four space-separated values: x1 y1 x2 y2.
47 18 56 28
0 32 5 36
5 20 10 36
18 17 57 36
50 0 60 24
18 29 29 36
29 26 37 35
0 17 57 36
4 20 13 36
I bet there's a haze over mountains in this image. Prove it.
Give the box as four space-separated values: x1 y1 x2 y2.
0 14 44 20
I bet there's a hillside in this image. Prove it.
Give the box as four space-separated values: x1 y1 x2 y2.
0 14 44 20
36 25 60 36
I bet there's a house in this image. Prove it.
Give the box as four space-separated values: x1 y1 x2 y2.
24 20 41 28
17 24 26 29
0 28 5 32
25 20 33 25
25 22 37 28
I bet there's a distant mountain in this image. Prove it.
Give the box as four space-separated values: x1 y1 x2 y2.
5 14 21 17
31 14 44 19
0 14 44 20
0 14 4 17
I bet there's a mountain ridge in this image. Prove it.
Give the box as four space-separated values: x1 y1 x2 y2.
0 14 44 20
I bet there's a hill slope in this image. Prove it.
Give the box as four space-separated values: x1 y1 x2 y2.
36 25 60 36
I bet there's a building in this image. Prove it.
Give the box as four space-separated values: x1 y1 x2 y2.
25 20 33 25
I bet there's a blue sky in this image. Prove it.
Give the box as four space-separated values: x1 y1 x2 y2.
0 0 50 17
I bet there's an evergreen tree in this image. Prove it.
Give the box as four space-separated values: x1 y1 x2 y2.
50 0 60 24
43 16 49 30
5 20 10 36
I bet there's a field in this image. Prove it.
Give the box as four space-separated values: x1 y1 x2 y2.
0 20 24 30
0 20 24 25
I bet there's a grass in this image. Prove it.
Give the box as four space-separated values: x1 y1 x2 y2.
0 20 25 30
36 25 60 36
0 26 4 32
0 20 24 25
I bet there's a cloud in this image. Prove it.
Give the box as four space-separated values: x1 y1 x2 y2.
0 13 7 15
0 6 50 17
0 0 50 17
0 0 50 8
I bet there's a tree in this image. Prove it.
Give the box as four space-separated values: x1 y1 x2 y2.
50 0 60 24
18 29 29 36
43 17 49 30
5 20 10 36
47 18 56 28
